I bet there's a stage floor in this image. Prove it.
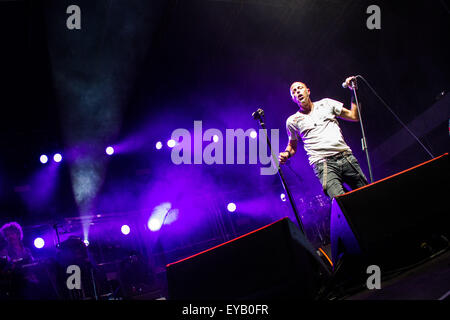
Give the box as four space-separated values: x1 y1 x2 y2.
345 249 450 300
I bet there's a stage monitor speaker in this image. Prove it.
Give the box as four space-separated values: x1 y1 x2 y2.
331 153 449 271
166 217 331 300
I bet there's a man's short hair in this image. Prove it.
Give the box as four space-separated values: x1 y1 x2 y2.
290 81 308 92
0 222 24 241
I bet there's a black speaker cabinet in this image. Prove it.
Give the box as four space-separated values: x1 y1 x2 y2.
330 153 449 270
166 217 331 300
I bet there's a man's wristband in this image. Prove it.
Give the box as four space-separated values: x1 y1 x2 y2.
285 150 292 158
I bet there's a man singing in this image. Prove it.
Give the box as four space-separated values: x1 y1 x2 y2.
278 77 368 199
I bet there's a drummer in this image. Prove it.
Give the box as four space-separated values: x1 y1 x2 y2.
0 222 34 264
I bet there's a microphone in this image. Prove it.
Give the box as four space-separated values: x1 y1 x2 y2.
342 76 357 89
252 108 264 120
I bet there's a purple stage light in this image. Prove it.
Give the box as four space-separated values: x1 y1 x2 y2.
53 153 62 163
280 193 286 202
34 237 45 249
167 139 176 148
147 202 173 232
83 239 89 246
148 217 162 231
227 202 237 213
164 208 179 225
40 155 48 164
106 146 114 155
121 224 130 235
250 130 257 139
156 141 163 150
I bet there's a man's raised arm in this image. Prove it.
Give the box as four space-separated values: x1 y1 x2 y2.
339 100 359 122
339 76 360 122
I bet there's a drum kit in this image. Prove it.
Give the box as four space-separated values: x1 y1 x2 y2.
297 193 331 247
0 254 61 299
0 236 157 300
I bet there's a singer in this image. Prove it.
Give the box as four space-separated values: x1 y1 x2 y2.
278 78 368 199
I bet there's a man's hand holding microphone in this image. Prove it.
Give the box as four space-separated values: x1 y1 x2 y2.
342 75 357 89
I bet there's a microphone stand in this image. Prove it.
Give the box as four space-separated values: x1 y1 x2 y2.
350 79 374 183
252 108 306 235
53 223 61 248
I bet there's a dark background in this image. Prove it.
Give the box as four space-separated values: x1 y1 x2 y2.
1 0 449 229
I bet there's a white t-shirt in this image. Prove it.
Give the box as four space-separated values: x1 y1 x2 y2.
286 98 352 165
